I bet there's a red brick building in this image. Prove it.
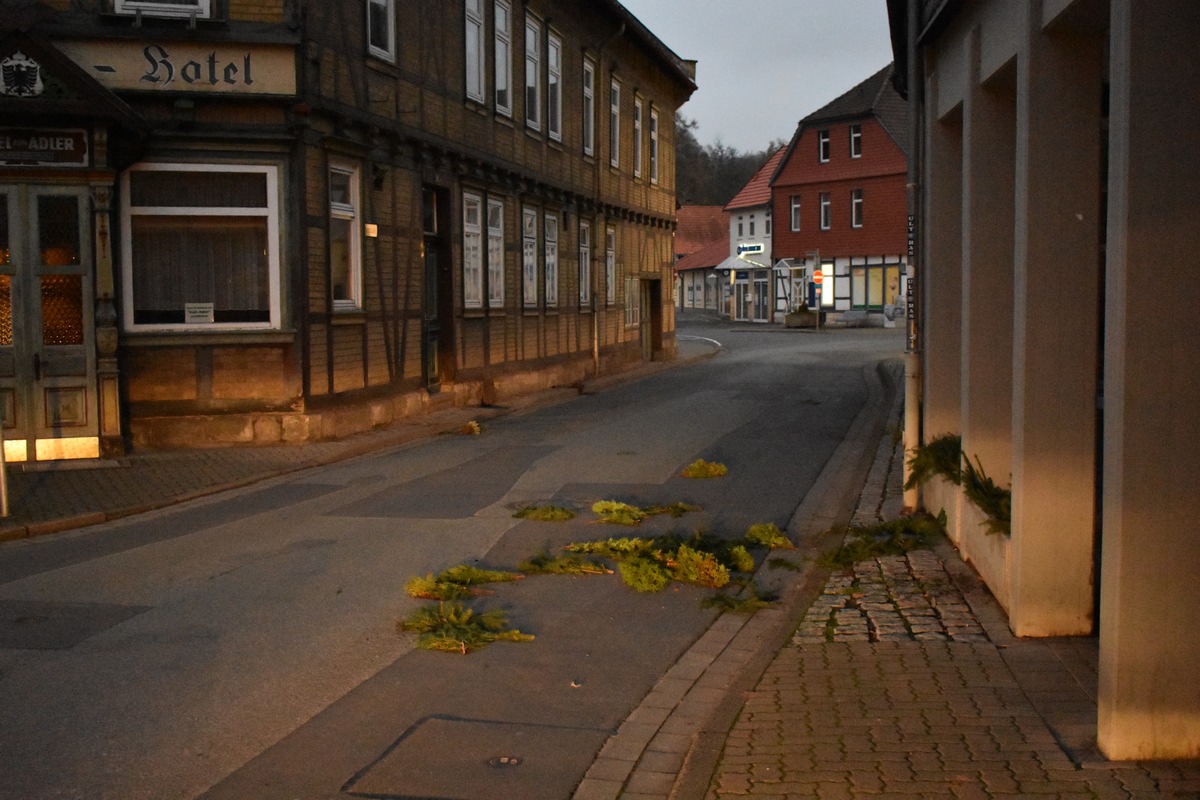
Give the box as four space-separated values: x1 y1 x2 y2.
770 64 908 321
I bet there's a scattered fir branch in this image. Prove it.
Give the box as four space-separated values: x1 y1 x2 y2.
518 551 613 576
398 601 533 654
513 504 576 521
701 585 779 614
591 500 648 526
961 455 1012 536
460 420 483 435
405 564 524 600
817 514 945 570
905 433 962 489
680 459 728 479
745 522 794 549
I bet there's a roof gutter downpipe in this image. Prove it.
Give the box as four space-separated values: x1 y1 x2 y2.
902 0 924 512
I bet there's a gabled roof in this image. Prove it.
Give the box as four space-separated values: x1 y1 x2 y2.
723 148 786 212
674 235 728 273
795 62 909 157
675 205 727 256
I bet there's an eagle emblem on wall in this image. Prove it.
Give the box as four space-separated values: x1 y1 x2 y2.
1 52 45 98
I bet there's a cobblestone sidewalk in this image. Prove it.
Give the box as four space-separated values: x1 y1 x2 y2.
708 406 1200 799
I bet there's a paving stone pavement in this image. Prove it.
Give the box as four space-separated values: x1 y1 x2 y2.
704 407 1200 798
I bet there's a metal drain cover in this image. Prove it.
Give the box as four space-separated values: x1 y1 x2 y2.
345 716 606 799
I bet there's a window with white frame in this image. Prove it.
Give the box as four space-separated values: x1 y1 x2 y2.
609 78 621 168
649 108 659 184
633 97 643 178
122 163 280 330
582 58 596 157
765 210 771 235
329 161 362 311
547 31 562 141
605 225 615 304
368 0 396 62
115 0 210 20
487 198 505 307
819 192 831 230
463 192 484 308
737 217 743 237
849 123 862 158
749 216 755 236
578 220 591 306
525 17 542 130
818 129 830 162
494 0 512 115
522 207 538 307
465 0 485 101
790 195 800 231
624 275 640 326
544 212 558 306
851 188 864 228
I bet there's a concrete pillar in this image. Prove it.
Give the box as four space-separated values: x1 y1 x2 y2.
960 31 1015 494
1007 3 1103 637
1098 0 1200 761
922 71 964 442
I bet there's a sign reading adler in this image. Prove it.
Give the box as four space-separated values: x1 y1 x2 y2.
0 129 89 167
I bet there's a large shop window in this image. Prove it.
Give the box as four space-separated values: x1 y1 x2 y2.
115 0 210 20
122 164 280 330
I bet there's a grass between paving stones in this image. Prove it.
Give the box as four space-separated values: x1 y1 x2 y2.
816 513 944 569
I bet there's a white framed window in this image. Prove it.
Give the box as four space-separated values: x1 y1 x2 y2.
547 31 562 141
749 216 755 236
544 212 558 307
633 97 643 178
605 225 616 305
649 108 659 184
609 78 621 168
524 17 542 131
115 0 210 20
463 192 484 309
368 0 396 62
578 220 591 306
487 198 505 307
849 123 862 158
494 0 512 115
818 129 830 163
737 217 743 237
582 58 596 157
465 0 485 102
790 195 800 231
522 206 538 307
851 188 864 228
765 210 772 236
329 161 362 311
121 163 280 331
624 275 640 327
819 192 831 230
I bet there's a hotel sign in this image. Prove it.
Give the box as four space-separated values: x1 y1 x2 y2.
0 129 88 167
57 41 297 96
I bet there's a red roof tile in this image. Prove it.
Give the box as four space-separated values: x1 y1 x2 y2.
675 205 727 256
723 149 786 212
675 235 729 272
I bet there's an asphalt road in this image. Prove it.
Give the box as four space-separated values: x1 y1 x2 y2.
0 320 905 800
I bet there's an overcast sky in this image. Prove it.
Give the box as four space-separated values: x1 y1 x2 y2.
618 0 895 153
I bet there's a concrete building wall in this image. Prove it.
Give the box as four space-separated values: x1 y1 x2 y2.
909 0 1200 761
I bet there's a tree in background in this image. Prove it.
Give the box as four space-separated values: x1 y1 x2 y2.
675 116 786 206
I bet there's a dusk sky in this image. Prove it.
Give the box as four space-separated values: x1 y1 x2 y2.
618 0 895 153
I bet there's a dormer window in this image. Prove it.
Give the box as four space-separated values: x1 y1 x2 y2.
115 0 211 20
